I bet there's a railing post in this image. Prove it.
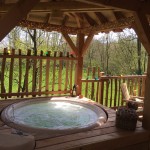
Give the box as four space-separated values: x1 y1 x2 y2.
99 72 104 104
1 48 7 99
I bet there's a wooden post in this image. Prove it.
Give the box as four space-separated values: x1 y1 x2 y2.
76 33 84 95
62 31 94 95
45 51 50 95
76 56 83 95
75 31 95 95
8 49 15 98
143 56 150 129
39 50 43 96
25 50 31 97
1 48 7 99
18 49 22 97
99 72 104 105
133 11 150 129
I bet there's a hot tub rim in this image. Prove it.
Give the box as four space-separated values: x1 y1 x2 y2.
1 98 108 134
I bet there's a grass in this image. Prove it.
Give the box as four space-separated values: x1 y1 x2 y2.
0 59 143 109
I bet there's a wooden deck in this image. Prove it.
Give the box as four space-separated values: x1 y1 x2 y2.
0 97 149 150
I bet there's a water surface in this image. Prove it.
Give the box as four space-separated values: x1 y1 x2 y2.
12 101 98 129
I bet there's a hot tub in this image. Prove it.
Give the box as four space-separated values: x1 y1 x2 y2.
1 97 107 135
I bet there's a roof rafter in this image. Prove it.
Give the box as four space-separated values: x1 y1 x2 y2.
62 15 69 26
73 13 82 28
91 12 102 25
114 11 125 20
95 12 108 23
19 15 134 34
101 10 116 22
83 13 98 26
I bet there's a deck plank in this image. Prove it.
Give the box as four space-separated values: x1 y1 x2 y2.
0 97 148 150
35 121 143 149
35 128 149 150
36 126 119 148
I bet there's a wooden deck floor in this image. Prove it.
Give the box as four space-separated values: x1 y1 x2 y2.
0 97 149 150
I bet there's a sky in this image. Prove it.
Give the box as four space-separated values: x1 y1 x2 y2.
94 28 136 40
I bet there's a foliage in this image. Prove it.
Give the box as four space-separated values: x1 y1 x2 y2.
0 27 148 75
84 29 148 75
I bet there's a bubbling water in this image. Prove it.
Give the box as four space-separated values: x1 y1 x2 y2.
13 101 98 129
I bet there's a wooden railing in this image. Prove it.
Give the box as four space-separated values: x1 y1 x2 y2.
0 50 147 110
81 67 146 109
0 48 77 99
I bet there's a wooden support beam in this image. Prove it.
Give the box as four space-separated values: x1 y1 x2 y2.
75 0 134 11
132 11 150 130
62 15 69 26
77 33 85 56
46 14 51 24
1 1 150 17
62 32 79 56
91 12 102 25
0 1 110 13
95 12 108 23
114 11 125 20
74 14 82 28
75 0 150 13
143 56 150 129
0 0 40 41
133 11 150 55
76 33 85 95
81 31 95 56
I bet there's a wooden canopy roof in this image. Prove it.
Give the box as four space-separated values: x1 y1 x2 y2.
0 0 139 34
0 0 150 53
1 1 150 56
0 0 150 54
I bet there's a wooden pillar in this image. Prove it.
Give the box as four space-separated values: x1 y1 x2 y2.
76 33 84 95
143 56 150 129
133 11 150 129
61 31 94 96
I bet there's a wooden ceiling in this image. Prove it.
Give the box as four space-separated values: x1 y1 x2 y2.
0 0 132 34
0 0 149 34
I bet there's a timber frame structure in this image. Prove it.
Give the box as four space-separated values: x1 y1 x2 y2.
0 0 150 131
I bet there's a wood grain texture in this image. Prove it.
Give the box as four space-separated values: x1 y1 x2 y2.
0 97 148 150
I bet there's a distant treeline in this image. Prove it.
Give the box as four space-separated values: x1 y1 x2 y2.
0 27 148 76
